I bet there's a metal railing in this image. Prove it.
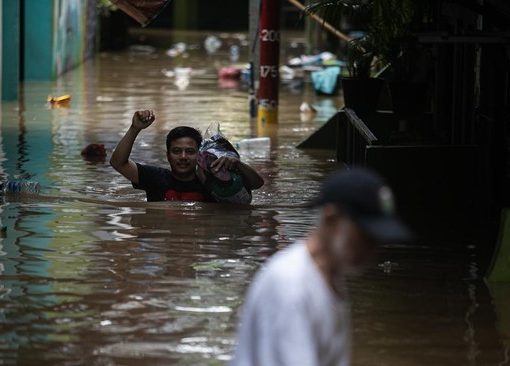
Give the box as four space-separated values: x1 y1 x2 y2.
336 108 378 165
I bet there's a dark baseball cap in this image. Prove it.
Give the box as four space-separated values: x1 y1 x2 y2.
310 168 412 242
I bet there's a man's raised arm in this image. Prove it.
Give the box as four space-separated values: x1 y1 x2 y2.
110 110 155 185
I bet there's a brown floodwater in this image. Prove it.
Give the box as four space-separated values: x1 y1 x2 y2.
0 31 509 365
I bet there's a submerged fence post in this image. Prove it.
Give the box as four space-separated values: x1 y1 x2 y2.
257 0 281 125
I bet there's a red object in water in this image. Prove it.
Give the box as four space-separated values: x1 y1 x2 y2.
81 144 107 158
111 0 172 26
218 78 240 90
218 67 242 80
257 0 281 112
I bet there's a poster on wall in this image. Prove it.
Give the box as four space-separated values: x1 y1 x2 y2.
111 0 173 26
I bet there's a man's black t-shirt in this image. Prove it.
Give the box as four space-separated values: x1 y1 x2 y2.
133 163 213 202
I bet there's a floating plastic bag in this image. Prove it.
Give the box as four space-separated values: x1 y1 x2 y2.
198 123 252 204
311 66 341 95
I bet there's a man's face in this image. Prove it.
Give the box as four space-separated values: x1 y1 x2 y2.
321 205 378 274
167 137 199 177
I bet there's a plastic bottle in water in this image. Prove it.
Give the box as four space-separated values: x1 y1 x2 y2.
230 45 240 62
0 180 40 194
235 137 271 159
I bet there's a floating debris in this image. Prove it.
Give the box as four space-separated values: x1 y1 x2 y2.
288 51 338 67
174 67 192 78
81 144 107 162
166 42 187 58
47 94 71 107
128 44 156 54
311 67 341 95
235 137 271 159
218 66 242 80
280 65 296 81
378 260 399 273
96 96 114 102
174 77 190 91
161 68 175 78
204 35 222 54
299 102 317 114
230 45 240 62
0 180 40 194
218 78 240 89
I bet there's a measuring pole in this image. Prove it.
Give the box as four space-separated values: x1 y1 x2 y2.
257 0 281 125
249 0 260 118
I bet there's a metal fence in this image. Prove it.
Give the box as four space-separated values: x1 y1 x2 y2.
336 108 378 166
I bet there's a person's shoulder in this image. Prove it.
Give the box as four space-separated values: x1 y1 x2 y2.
251 242 310 297
266 242 308 272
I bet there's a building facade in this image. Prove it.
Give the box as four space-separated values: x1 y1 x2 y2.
1 0 97 101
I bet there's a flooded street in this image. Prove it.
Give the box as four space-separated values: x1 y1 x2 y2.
0 32 508 365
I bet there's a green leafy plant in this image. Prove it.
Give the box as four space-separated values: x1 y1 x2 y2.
345 35 375 78
97 0 118 16
305 0 433 78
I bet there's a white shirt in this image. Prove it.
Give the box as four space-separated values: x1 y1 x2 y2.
231 242 351 366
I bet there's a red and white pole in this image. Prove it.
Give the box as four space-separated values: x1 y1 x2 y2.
257 0 281 125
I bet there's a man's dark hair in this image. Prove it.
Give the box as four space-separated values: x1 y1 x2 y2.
166 126 202 151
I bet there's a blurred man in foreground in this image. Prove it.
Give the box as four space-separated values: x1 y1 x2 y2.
231 168 411 366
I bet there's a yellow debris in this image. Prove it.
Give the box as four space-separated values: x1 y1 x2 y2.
47 95 71 104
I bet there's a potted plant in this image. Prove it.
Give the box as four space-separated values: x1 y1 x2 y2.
305 0 433 115
341 34 385 113
305 0 384 112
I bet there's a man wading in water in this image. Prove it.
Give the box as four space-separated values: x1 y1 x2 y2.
110 110 264 202
231 168 411 366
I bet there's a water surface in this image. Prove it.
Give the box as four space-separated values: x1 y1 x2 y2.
0 32 508 365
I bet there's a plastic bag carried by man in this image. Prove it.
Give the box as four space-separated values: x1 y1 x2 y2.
197 123 252 204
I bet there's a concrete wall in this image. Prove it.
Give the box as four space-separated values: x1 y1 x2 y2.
24 0 54 80
53 0 97 77
2 0 97 99
1 0 20 100
0 0 2 102
24 0 97 80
